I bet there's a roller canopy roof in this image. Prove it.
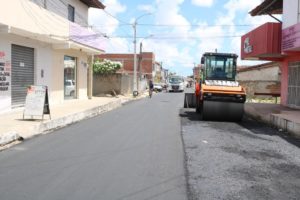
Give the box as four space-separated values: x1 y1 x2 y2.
80 0 105 9
250 0 282 16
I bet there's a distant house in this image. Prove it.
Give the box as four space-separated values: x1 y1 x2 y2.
96 52 156 79
95 52 159 95
193 65 202 81
237 62 281 98
0 0 106 112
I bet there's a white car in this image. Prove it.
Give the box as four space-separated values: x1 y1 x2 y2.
153 83 163 92
64 80 75 96
167 76 185 92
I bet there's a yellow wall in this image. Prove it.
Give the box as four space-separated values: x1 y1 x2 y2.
51 49 88 105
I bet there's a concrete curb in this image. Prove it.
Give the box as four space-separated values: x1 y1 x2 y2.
0 132 22 146
270 114 300 138
245 106 300 138
32 99 123 138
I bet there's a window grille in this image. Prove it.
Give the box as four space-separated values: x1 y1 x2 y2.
288 62 300 108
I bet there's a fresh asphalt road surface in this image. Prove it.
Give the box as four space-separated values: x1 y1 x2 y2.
2 91 300 200
181 108 300 200
0 92 187 200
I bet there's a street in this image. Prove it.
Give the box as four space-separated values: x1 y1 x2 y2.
1 92 300 200
0 92 187 200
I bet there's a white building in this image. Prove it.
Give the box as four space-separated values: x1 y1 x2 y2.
0 0 105 113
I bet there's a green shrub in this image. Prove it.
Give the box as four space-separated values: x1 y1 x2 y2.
93 59 122 75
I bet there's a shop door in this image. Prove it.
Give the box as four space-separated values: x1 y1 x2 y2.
288 62 300 108
11 44 34 107
64 56 76 100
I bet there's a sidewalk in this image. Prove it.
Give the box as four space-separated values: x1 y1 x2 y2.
0 94 145 150
245 103 300 137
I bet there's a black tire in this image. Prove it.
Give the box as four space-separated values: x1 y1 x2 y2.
199 103 204 120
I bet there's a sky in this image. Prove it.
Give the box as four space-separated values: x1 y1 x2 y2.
89 0 279 76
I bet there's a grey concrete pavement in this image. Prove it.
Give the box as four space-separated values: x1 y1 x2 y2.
0 92 187 200
245 103 300 137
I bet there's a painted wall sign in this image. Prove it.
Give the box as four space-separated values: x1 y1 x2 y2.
0 50 11 112
0 51 5 59
0 52 10 92
243 37 253 53
282 23 300 51
241 23 282 60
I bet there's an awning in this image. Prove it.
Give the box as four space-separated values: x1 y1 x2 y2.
250 0 283 16
80 0 105 9
0 24 104 54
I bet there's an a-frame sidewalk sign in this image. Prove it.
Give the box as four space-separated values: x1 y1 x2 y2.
23 85 51 120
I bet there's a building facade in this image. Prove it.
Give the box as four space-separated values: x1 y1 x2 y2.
241 0 300 109
0 0 105 113
96 52 155 79
193 65 201 81
237 62 281 98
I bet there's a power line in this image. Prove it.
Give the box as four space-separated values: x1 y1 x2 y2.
138 23 260 27
102 9 130 25
87 23 261 28
106 35 242 39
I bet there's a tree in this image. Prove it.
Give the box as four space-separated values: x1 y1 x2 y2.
93 59 122 75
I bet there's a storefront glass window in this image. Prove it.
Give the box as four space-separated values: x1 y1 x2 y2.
64 56 76 100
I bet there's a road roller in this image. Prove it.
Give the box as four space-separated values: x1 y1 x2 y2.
184 52 246 121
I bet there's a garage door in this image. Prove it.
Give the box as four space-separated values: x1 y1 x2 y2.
288 62 300 109
11 44 34 107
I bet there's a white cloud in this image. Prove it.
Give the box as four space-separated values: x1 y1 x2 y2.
191 0 214 7
224 0 262 12
89 0 129 53
191 22 224 54
89 0 126 35
214 0 280 66
137 4 155 13
88 0 280 75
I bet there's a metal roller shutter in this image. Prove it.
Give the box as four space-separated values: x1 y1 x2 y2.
11 44 34 107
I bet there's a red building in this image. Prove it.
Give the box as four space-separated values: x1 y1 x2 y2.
96 52 155 79
193 65 202 81
241 0 300 109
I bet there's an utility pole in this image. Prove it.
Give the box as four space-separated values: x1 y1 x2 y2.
132 13 152 97
133 22 138 96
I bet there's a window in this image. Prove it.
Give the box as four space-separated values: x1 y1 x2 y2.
205 56 236 81
288 62 300 108
68 4 75 22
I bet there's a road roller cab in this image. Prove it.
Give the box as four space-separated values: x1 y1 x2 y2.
184 52 246 121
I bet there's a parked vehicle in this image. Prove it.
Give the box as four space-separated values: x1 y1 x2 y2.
64 80 75 96
153 83 163 92
167 76 184 92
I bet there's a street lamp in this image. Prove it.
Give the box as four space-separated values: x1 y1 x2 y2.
132 13 152 97
139 34 154 54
